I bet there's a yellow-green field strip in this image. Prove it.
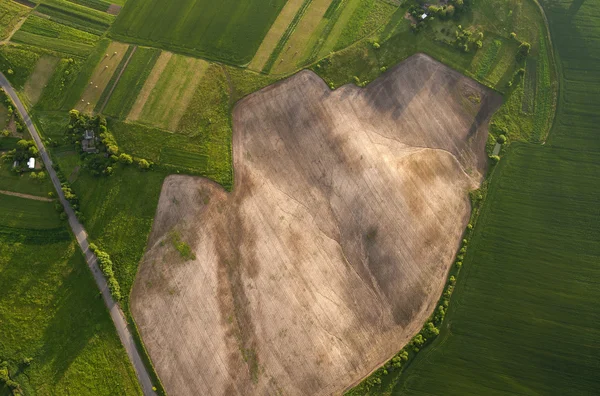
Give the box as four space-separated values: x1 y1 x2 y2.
249 0 307 71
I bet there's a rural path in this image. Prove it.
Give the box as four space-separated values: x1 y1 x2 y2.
0 189 52 202
0 73 157 396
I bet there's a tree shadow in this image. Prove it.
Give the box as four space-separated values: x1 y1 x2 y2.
37 250 105 385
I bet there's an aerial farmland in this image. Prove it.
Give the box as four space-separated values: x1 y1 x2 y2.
0 0 597 395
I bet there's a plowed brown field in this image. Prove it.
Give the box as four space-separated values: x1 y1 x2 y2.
132 54 502 396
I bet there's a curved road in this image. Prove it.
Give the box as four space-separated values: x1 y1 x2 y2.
0 73 157 396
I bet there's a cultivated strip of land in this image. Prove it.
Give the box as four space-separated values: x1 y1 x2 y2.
127 51 171 121
76 41 128 112
272 0 334 74
249 0 307 71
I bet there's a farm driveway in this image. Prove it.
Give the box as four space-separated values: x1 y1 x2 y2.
0 72 157 395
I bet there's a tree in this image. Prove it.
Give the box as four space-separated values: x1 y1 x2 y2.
69 109 80 121
118 153 133 165
137 158 150 170
518 42 531 59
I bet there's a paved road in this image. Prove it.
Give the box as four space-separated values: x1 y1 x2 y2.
0 73 157 396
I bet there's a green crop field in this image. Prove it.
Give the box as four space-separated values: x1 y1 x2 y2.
110 0 288 65
0 218 142 395
359 0 600 394
391 144 600 395
36 0 115 34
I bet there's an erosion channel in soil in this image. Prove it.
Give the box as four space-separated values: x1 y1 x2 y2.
132 54 502 396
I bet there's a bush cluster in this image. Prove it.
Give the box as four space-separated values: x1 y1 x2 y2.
66 110 153 177
89 243 122 300
0 361 22 395
1 139 39 173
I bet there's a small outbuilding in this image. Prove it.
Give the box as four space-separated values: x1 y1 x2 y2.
421 13 428 19
27 158 35 169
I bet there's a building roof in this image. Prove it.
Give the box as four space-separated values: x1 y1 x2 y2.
421 13 428 19
27 158 35 169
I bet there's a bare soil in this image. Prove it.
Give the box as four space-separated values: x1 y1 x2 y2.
24 55 59 105
132 54 501 396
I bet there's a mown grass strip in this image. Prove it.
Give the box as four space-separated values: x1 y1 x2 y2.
303 0 348 64
262 0 313 73
103 47 160 119
61 37 109 109
94 44 134 113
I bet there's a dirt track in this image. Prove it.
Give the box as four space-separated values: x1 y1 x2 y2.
132 54 502 396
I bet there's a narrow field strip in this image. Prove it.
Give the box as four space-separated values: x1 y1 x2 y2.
23 55 59 105
127 50 171 122
75 41 128 112
262 0 313 73
103 47 160 119
96 45 137 114
272 0 334 74
249 0 307 72
137 55 208 131
318 0 356 59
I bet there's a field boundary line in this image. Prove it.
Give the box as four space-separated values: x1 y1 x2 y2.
97 45 138 114
0 190 53 202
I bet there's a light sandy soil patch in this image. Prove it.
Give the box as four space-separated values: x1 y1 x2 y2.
107 4 122 15
136 54 207 131
272 0 334 74
75 41 128 113
127 50 171 122
132 54 502 396
23 55 59 105
248 0 307 71
0 190 52 202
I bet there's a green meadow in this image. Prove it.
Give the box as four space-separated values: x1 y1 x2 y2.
0 194 141 395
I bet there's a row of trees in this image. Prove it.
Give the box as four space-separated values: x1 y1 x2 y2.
89 243 122 300
352 233 472 393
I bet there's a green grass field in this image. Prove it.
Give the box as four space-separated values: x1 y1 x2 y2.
0 194 60 229
0 221 142 395
110 0 288 65
0 45 41 90
69 167 166 306
0 0 30 40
